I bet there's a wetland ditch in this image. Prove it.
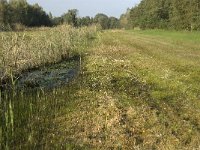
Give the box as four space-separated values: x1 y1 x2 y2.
1 55 81 90
0 55 81 149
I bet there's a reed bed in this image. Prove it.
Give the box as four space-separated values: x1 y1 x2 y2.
0 25 97 80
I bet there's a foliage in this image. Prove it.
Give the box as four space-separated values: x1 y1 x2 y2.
119 8 132 29
127 0 200 30
0 0 52 30
0 0 120 30
94 13 110 29
94 13 120 29
77 16 93 27
61 9 78 27
109 17 120 29
54 11 120 29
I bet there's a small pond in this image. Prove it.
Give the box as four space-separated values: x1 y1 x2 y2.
0 56 81 149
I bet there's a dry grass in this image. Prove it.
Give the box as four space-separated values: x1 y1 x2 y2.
0 25 97 80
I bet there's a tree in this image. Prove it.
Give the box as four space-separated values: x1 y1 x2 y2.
128 0 200 30
94 13 109 29
52 17 64 25
9 0 28 24
0 0 6 24
62 9 78 27
109 17 120 29
78 16 92 27
120 8 131 29
0 0 52 30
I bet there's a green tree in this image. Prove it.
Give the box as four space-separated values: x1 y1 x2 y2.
120 8 131 29
0 0 52 30
109 17 120 29
94 13 109 29
128 0 200 30
9 0 28 24
52 17 64 25
62 9 78 27
78 16 92 27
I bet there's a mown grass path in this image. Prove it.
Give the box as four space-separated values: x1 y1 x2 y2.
45 30 200 149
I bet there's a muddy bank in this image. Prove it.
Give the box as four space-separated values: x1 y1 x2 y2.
0 56 80 90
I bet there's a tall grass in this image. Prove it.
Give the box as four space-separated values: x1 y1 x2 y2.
0 25 97 81
0 25 97 148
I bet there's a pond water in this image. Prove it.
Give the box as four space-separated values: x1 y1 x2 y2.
0 56 81 149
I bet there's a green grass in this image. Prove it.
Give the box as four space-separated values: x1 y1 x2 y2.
131 29 200 42
46 29 200 149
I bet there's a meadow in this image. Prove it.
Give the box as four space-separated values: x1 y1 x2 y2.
1 28 200 149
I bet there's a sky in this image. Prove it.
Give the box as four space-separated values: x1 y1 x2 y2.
27 0 141 18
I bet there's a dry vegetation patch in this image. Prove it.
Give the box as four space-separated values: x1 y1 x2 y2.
0 25 97 81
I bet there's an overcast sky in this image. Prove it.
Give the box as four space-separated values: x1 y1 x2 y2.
27 0 141 18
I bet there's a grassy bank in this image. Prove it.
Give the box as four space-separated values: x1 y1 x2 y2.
0 25 97 81
44 30 200 149
1 29 200 149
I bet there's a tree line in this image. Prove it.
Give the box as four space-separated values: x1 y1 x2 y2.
121 0 200 30
53 9 120 29
1 0 200 31
0 0 120 31
0 0 52 30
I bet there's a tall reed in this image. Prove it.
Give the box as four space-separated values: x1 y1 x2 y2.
0 25 97 81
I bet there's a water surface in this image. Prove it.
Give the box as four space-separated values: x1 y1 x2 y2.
0 57 81 149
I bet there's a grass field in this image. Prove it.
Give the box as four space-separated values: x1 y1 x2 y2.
43 30 200 149
1 29 200 149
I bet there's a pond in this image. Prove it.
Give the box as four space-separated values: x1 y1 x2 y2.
0 56 81 149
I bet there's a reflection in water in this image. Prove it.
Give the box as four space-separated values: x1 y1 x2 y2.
0 57 81 149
